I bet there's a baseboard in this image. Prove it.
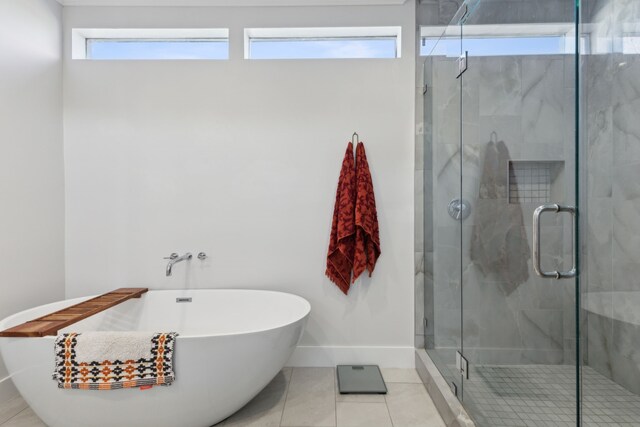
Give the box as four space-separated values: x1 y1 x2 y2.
0 376 19 403
287 346 415 368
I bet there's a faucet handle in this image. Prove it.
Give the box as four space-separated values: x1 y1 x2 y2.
164 253 179 260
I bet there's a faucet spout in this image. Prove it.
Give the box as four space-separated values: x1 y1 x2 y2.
165 253 192 276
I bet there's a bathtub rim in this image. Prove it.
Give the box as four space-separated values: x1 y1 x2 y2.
0 288 311 340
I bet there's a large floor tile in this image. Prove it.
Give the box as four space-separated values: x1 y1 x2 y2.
336 402 392 427
281 368 336 427
0 367 449 427
214 369 291 427
380 369 422 384
0 397 28 425
385 383 445 427
2 409 45 427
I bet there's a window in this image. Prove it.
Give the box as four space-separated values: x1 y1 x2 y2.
86 39 228 60
245 27 401 59
72 29 229 60
420 23 579 57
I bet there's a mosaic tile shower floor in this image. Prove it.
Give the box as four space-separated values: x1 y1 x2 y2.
463 365 640 426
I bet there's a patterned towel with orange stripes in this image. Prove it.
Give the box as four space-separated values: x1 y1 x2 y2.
53 331 177 390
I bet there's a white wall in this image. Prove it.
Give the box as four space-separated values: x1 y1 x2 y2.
0 0 65 399
63 2 416 367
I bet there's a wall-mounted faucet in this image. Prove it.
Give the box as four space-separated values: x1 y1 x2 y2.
165 252 192 276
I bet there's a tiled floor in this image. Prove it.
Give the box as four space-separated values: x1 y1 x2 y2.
0 368 446 427
464 365 640 427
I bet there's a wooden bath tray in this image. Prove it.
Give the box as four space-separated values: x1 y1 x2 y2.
0 288 148 338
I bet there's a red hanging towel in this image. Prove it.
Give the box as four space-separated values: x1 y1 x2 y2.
326 142 356 294
353 142 381 282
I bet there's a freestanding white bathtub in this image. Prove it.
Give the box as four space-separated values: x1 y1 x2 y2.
0 289 310 427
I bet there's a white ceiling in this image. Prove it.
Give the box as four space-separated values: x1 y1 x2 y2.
58 0 406 6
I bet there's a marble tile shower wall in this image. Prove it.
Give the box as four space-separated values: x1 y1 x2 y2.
425 53 576 365
583 0 640 396
416 0 640 402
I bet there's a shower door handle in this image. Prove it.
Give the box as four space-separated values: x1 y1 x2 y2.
532 204 577 279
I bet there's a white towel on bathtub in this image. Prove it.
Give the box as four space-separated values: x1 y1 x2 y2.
73 332 155 363
53 331 178 390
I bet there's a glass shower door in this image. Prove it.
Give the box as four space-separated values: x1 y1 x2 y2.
424 0 640 424
423 12 465 399
456 0 581 425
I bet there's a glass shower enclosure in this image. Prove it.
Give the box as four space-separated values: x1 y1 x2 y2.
420 0 640 425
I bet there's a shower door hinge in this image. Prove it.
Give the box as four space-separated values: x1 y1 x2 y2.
456 51 468 78
451 381 458 397
456 351 469 379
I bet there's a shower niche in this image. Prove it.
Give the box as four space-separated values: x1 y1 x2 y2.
507 160 564 205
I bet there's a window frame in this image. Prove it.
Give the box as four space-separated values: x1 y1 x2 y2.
72 28 230 60
244 26 402 60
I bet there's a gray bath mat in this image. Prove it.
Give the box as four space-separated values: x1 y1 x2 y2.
337 365 387 394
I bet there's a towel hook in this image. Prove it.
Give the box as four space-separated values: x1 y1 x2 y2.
352 132 360 145
490 131 498 143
